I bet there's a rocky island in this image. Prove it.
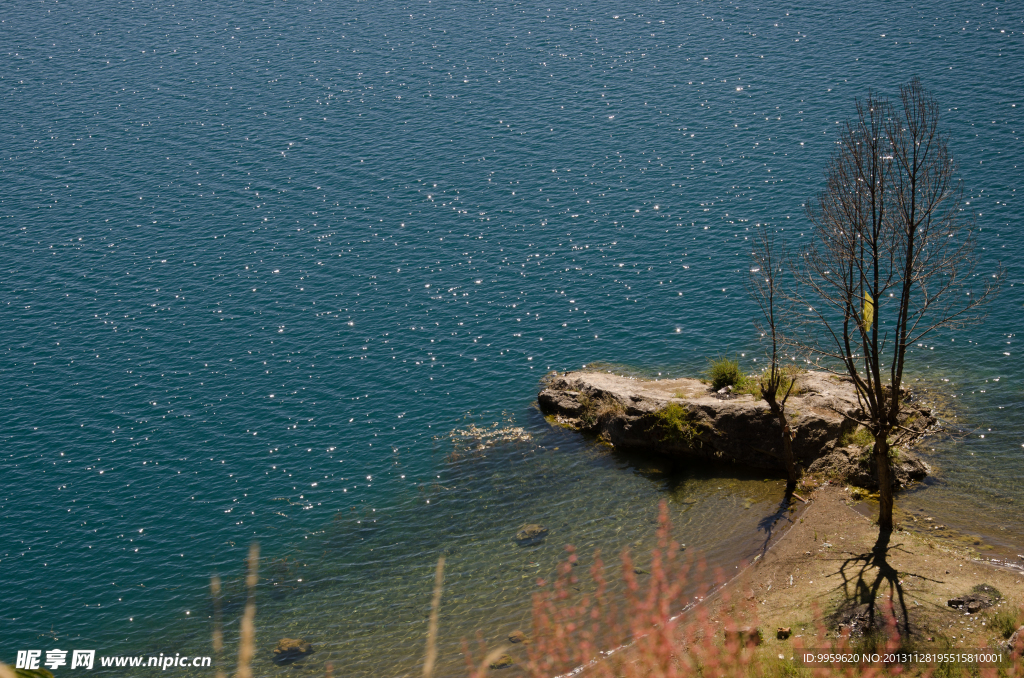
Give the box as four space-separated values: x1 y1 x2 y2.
538 369 937 490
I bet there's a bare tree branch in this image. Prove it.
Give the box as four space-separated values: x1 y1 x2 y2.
749 225 798 487
784 79 997 536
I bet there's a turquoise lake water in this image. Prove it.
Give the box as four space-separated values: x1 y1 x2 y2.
2 0 1022 674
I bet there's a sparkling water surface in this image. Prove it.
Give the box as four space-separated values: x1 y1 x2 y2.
2 0 1022 674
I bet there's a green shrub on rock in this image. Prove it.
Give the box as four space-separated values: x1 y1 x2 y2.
840 425 875 448
649 403 705 448
707 356 744 390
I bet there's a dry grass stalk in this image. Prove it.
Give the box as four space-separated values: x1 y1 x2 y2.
236 542 259 678
210 574 225 678
422 555 446 678
524 501 707 678
0 663 16 678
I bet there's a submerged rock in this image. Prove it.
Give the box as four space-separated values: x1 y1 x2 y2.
516 524 549 545
508 629 527 644
806 445 929 491
538 370 935 490
273 638 313 664
489 653 515 669
12 669 55 678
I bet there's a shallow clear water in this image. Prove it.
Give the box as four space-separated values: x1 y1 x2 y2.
1 0 1022 674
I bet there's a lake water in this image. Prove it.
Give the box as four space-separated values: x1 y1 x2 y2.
2 0 1021 674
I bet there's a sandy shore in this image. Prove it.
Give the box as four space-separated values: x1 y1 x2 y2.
489 483 1022 676
703 483 1024 654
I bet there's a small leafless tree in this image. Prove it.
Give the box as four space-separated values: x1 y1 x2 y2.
749 225 797 490
793 78 994 541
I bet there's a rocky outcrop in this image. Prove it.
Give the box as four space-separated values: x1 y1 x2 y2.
515 524 549 545
947 594 992 614
948 584 1001 614
489 654 515 669
538 370 935 490
1007 626 1024 655
806 445 929 488
273 638 313 664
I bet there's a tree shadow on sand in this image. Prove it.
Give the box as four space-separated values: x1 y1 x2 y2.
829 529 944 641
754 492 799 558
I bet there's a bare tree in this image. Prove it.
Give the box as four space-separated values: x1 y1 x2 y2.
749 225 797 490
794 79 993 541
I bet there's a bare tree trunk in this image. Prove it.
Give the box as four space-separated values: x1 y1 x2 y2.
874 435 894 535
794 80 993 551
782 421 795 486
768 401 796 487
